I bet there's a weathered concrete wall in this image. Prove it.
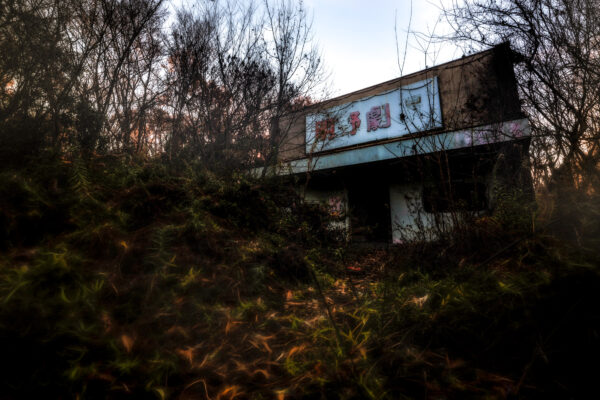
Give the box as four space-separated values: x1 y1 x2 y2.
389 174 494 243
389 183 458 243
279 43 522 162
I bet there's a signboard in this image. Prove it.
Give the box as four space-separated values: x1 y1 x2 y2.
306 77 442 154
268 118 529 175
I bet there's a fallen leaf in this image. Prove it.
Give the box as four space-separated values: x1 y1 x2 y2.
225 319 242 334
254 334 274 353
101 312 112 333
409 294 429 308
218 385 242 399
177 347 194 365
154 387 166 400
287 344 306 358
252 369 270 379
358 346 367 359
121 334 134 353
275 389 287 400
314 361 323 374
233 359 248 372
166 325 189 338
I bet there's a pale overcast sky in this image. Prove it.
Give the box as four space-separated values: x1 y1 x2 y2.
305 0 461 96
169 0 462 97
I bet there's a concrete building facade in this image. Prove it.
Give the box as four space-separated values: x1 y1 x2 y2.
268 43 532 242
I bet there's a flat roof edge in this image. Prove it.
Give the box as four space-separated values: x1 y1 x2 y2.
253 117 530 177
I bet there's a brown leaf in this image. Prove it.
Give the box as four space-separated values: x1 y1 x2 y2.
225 319 242 334
358 346 367 359
101 312 112 333
177 347 194 365
287 344 306 358
166 325 189 338
217 385 242 399
121 334 134 353
275 390 287 400
252 369 270 379
253 334 274 353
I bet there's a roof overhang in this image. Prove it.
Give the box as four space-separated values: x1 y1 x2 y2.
256 118 530 176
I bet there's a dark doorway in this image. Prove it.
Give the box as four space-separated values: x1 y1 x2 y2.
347 181 391 242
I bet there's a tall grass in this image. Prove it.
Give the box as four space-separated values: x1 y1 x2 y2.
0 154 599 398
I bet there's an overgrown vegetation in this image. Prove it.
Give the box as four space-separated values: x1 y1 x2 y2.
1 155 599 399
2 0 600 398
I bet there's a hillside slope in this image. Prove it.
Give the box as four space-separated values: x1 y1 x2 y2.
1 155 599 399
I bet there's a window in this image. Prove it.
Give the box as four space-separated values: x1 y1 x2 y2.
422 181 487 213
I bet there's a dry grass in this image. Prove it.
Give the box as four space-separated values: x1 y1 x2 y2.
1 156 599 399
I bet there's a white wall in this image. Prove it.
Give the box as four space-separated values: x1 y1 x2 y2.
302 173 495 243
389 183 454 243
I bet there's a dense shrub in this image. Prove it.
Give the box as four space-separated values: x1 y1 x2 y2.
1 155 599 398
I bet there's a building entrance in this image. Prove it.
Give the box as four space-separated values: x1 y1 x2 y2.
347 180 391 242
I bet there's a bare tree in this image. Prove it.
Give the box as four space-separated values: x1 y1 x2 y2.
261 0 327 173
441 0 600 190
0 0 325 167
165 1 276 169
0 0 168 159
78 0 166 153
0 0 79 160
163 0 325 171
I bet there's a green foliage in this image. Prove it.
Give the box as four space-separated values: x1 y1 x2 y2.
0 155 336 398
1 156 599 398
492 186 536 234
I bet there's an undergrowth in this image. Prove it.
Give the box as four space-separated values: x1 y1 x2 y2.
0 154 599 399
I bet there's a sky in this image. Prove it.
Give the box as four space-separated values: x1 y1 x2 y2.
304 0 461 96
170 0 463 98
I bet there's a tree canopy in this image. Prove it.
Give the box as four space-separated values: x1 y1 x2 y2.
0 0 325 171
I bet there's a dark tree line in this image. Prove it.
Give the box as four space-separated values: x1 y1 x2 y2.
0 0 325 170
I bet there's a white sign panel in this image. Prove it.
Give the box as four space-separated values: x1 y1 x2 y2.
306 77 442 154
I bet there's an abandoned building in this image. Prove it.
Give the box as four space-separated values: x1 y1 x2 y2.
265 43 532 243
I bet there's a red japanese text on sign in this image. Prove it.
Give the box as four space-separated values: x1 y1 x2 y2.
348 111 361 135
366 103 391 132
315 118 336 141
